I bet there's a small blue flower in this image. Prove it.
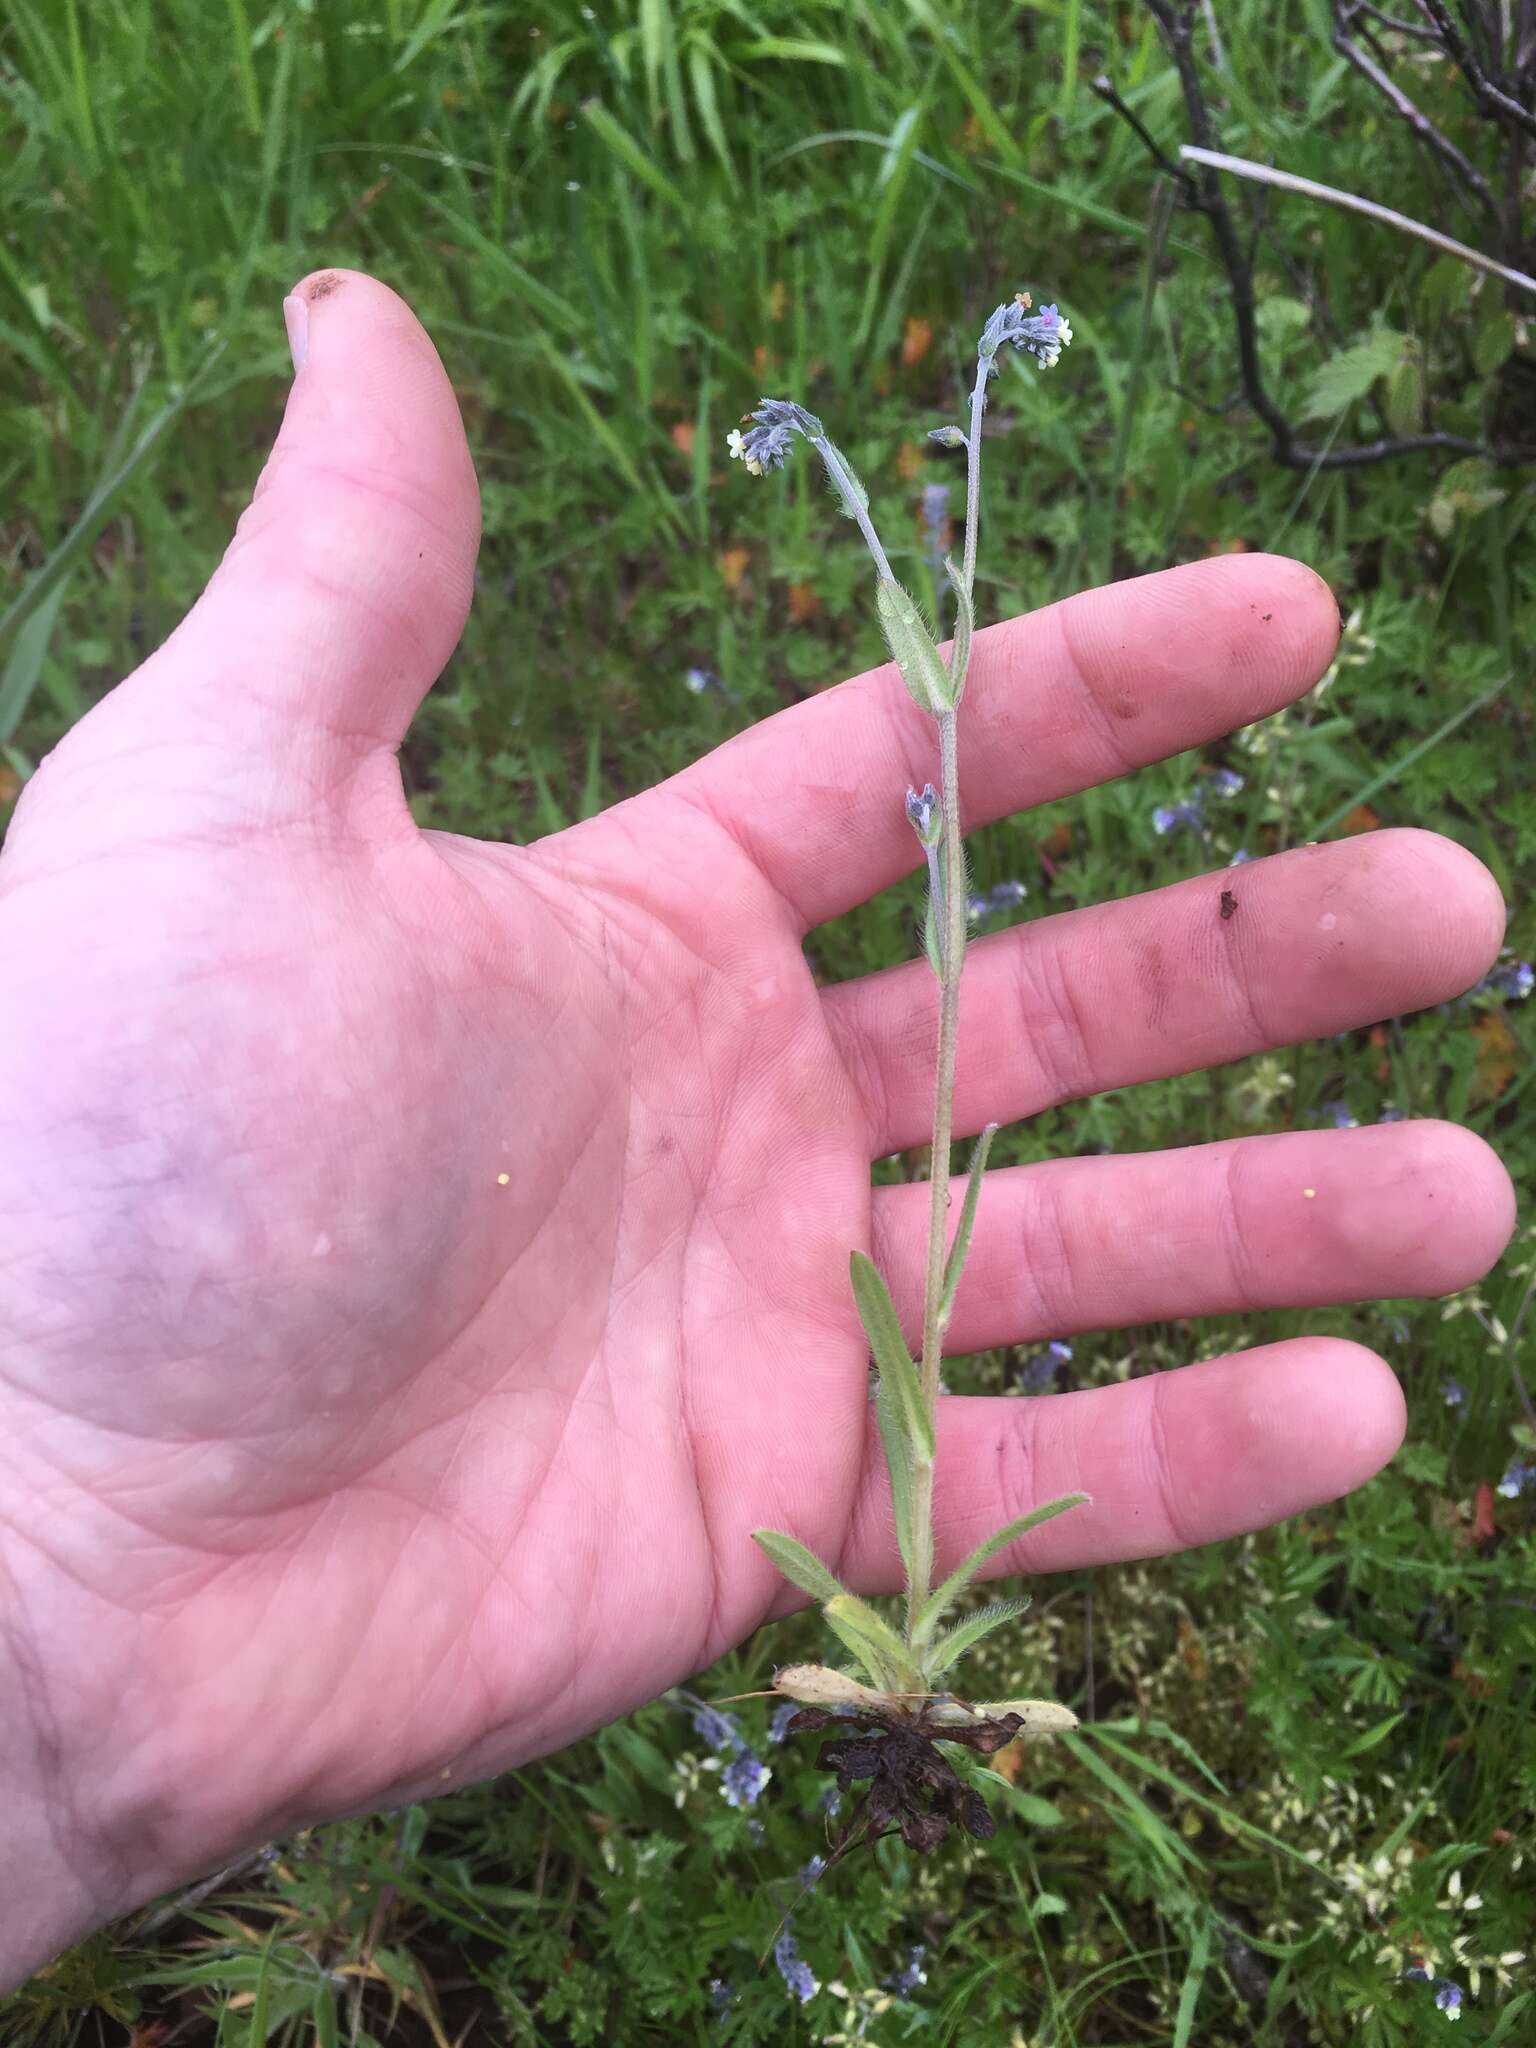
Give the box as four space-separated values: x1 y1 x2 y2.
775 1930 820 2004
1019 1341 1070 1392
1488 960 1534 1001
768 1700 800 1744
727 398 824 476
1379 1106 1405 1122
1325 1102 1359 1129
709 1978 734 2013
684 666 714 695
799 1854 827 1888
818 1785 843 1817
1496 1460 1536 1500
1442 1378 1466 1408
720 1749 771 1809
980 295 1074 372
906 782 941 847
989 879 1028 908
1435 1978 1464 2018
1153 798 1204 836
689 1700 742 1753
1209 768 1245 798
1230 847 1253 865
887 1945 928 1996
967 893 991 922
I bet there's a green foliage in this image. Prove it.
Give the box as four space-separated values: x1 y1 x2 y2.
4 0 1536 2039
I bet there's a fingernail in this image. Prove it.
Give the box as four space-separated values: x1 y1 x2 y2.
283 293 309 376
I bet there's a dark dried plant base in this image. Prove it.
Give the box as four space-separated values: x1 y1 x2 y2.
786 1702 1026 1858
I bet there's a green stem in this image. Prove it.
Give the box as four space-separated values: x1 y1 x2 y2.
811 434 896 583
905 368 987 1648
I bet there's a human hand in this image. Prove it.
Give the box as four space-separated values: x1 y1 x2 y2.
0 272 1512 1984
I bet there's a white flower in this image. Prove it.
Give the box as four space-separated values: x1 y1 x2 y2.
725 426 764 477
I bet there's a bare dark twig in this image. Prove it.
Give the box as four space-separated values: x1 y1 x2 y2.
1099 0 1536 469
1417 0 1536 139
1334 7 1502 220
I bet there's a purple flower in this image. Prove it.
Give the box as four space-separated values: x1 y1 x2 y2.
709 1978 734 2012
774 1930 820 2004
1496 1460 1536 1500
1325 1102 1359 1129
689 1700 742 1753
727 398 824 476
1209 768 1245 798
1379 1106 1405 1122
1435 1979 1464 2017
988 879 1028 908
887 1945 928 1996
799 1854 827 1888
818 1785 843 1817
1230 847 1253 864
905 782 941 847
720 1749 771 1809
1153 798 1204 836
979 296 1074 372
967 893 991 922
1487 960 1534 1001
1442 1379 1466 1408
768 1700 800 1744
1020 1339 1072 1392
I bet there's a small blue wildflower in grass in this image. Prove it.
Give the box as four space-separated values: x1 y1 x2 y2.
1020 1340 1071 1392
684 666 714 695
818 1785 843 1817
799 1854 827 1888
989 879 1028 907
1153 799 1204 836
1435 1979 1464 2019
905 783 941 846
1406 1965 1433 1982
709 1979 734 2013
775 1930 820 2004
1442 1378 1466 1408
746 1817 766 1845
887 1946 928 1996
1326 1102 1359 1129
1496 1460 1536 1500
720 1748 771 1809
980 295 1074 372
1379 1105 1405 1122
768 1700 800 1744
1230 847 1253 864
967 893 991 922
1487 960 1534 1001
1209 768 1244 797
727 398 824 476
691 1702 741 1753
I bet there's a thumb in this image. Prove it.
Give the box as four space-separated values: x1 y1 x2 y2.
72 271 481 806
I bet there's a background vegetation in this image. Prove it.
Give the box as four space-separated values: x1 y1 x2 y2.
2 0 1533 2040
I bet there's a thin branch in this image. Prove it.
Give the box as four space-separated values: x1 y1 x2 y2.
1180 146 1536 295
1418 0 1536 137
1089 73 1194 191
1101 4 1536 469
1333 9 1502 220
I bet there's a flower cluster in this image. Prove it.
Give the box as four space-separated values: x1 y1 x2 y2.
775 1927 820 2004
886 1945 928 1996
1152 767 1245 838
726 397 824 476
680 1692 773 1810
979 295 1074 372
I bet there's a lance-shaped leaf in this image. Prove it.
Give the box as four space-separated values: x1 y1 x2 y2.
923 1594 1031 1678
772 1663 890 1710
751 1528 850 1606
915 1493 1089 1639
876 578 952 715
943 556 974 707
850 1251 933 1459
931 1696 1079 1734
823 1595 918 1694
937 1123 996 1336
852 1251 934 1597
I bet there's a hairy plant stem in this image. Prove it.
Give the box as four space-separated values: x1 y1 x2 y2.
905 365 988 1651
812 435 895 583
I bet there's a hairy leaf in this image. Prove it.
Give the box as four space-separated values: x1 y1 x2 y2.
925 1594 1032 1676
1299 324 1406 421
876 578 951 715
751 1528 850 1605
943 556 974 706
937 1123 997 1334
850 1252 934 1460
917 1493 1088 1637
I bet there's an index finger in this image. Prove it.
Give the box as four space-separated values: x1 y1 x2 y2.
669 553 1339 931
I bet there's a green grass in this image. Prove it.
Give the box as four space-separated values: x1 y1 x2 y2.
3 0 1535 2041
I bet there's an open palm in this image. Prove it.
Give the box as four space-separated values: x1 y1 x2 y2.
0 273 1513 1977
